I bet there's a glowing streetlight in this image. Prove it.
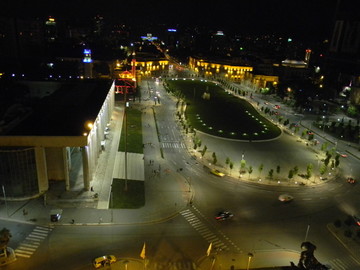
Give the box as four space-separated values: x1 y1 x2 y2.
247 253 254 270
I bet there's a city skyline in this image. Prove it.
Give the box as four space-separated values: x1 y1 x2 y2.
1 0 341 41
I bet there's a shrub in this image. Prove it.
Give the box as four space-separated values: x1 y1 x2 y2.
344 216 353 226
334 219 341 228
344 230 353 238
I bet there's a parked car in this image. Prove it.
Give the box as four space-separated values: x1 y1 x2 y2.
210 169 225 177
215 211 234 221
50 209 63 222
93 255 117 269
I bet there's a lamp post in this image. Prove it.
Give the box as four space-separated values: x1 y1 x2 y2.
304 224 310 242
124 88 128 191
247 253 254 270
1 185 9 217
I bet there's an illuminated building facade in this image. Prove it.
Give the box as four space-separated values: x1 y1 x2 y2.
132 53 169 79
0 80 115 198
45 16 57 42
189 56 253 81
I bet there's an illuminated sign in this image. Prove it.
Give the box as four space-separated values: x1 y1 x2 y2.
167 29 177 32
83 49 93 63
141 33 158 41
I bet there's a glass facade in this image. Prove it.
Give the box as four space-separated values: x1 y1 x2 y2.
0 147 38 197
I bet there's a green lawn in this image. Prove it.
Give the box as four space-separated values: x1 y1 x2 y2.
118 107 143 153
110 179 145 209
166 79 281 140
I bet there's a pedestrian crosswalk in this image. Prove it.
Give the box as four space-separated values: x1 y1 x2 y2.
15 225 53 258
325 256 360 270
151 260 195 270
180 209 229 251
160 141 186 149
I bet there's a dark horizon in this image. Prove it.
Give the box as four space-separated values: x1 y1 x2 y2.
1 0 343 41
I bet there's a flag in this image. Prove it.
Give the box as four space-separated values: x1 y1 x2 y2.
140 242 146 259
206 242 212 256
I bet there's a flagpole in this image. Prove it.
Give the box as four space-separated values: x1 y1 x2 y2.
140 242 146 270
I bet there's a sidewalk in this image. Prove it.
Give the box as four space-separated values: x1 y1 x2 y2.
0 81 191 227
197 250 300 270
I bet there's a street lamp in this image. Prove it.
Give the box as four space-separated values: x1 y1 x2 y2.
247 252 254 270
1 185 9 217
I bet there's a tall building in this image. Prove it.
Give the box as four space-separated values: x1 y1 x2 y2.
325 0 360 103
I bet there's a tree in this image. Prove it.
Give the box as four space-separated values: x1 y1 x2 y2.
248 166 253 179
0 228 12 253
258 164 264 177
306 163 313 179
229 161 234 172
319 164 327 178
240 159 246 174
293 166 299 176
321 142 328 152
288 169 294 181
335 155 340 168
212 152 217 165
268 169 274 179
225 157 230 166
201 145 207 157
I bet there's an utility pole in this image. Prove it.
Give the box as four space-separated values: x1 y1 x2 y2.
124 85 128 191
2 185 9 217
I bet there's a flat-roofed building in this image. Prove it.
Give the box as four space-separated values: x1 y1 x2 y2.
0 79 115 199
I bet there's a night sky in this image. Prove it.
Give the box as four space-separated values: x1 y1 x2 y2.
1 0 341 39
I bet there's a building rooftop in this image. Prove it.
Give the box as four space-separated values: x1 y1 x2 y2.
1 79 112 137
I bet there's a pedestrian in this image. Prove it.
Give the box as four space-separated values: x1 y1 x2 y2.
23 209 27 215
71 219 75 224
91 186 94 192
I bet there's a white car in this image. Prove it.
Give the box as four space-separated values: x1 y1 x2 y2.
278 194 294 202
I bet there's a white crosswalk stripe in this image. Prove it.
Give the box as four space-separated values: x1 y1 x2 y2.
160 142 186 149
152 260 195 270
180 209 228 251
325 257 360 270
15 226 53 258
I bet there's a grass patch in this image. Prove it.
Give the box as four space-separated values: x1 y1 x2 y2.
110 178 145 209
118 107 143 153
166 78 281 140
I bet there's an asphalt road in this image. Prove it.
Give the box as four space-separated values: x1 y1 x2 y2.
3 75 360 270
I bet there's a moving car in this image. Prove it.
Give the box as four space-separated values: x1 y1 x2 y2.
278 194 294 202
93 255 117 269
215 211 233 221
336 152 348 158
353 215 360 226
210 169 225 177
347 177 356 184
